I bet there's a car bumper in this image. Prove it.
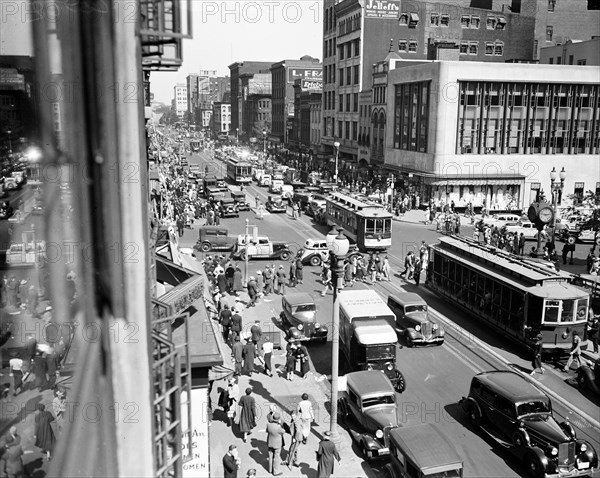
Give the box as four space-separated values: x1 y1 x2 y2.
292 329 328 342
547 464 599 478
221 212 238 217
412 336 445 345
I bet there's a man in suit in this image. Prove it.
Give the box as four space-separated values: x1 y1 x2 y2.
232 337 244 376
266 412 286 476
231 308 243 343
223 445 240 478
316 431 340 478
282 411 303 469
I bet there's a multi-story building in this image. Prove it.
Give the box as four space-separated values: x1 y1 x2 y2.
239 72 272 140
228 61 274 135
309 93 322 158
540 37 600 66
384 60 600 211
322 0 600 172
186 73 199 117
292 78 323 153
211 102 231 135
173 83 187 118
270 55 322 146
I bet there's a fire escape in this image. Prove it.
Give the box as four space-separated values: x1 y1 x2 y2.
139 1 193 476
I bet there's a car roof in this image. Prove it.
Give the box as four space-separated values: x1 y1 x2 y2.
474 371 547 402
346 371 395 396
305 239 327 247
388 292 426 306
389 424 462 470
283 292 315 306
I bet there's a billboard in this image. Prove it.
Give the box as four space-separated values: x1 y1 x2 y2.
287 68 322 83
301 78 323 91
365 0 400 19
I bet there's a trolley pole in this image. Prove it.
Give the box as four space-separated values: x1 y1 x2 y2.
244 218 250 287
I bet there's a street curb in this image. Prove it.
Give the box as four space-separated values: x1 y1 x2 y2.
427 306 600 431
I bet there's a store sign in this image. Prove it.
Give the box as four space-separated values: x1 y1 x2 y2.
365 0 400 18
182 388 210 477
301 79 323 91
288 68 322 83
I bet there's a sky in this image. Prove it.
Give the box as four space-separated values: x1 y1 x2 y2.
151 1 323 104
0 0 323 104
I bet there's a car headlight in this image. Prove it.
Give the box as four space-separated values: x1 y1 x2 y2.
415 325 421 332
580 443 587 452
297 324 303 331
432 324 438 330
315 323 321 329
375 429 384 439
386 363 394 371
550 447 558 456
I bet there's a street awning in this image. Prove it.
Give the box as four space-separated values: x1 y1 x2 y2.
430 177 525 186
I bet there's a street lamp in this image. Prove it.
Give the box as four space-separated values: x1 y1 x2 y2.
6 130 12 155
326 226 350 445
333 141 340 185
550 167 566 244
236 128 239 144
263 130 267 156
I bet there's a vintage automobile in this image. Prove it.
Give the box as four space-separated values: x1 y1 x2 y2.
387 293 444 347
259 174 272 187
577 357 600 397
0 201 14 220
5 241 47 266
230 191 250 211
482 213 522 227
220 198 239 218
194 226 236 253
307 195 327 218
460 371 599 478
280 292 328 343
266 195 287 213
269 179 284 194
296 238 362 267
233 235 292 261
338 370 400 461
385 424 463 478
503 220 549 242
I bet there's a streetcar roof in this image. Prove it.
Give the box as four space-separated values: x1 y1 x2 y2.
526 282 589 299
339 290 394 318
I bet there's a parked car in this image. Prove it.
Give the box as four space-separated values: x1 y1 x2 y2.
338 370 400 460
266 195 287 213
220 198 239 218
0 201 14 219
460 370 598 478
483 213 521 226
279 292 328 343
387 293 444 347
577 357 600 397
194 226 236 253
296 238 361 267
385 424 463 478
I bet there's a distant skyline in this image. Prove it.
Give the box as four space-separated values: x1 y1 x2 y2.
151 1 323 104
0 0 323 104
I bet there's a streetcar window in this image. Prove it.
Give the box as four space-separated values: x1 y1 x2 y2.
543 300 561 323
384 219 391 233
561 299 574 323
366 219 375 234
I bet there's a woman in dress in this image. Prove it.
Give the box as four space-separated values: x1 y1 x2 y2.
226 378 240 427
285 343 297 381
232 267 244 296
238 387 257 443
34 403 56 461
296 344 310 378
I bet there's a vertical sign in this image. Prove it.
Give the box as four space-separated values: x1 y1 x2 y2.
182 388 210 477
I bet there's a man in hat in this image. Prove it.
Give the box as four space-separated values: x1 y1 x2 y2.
247 276 258 308
564 330 582 372
282 410 304 469
223 444 240 478
232 336 244 376
265 411 286 476
316 431 340 478
263 265 274 296
250 320 262 346
231 308 243 343
276 266 287 295
530 333 545 375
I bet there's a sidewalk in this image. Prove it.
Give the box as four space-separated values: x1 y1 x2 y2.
206 289 364 478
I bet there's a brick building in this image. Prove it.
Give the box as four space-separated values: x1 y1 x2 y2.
211 102 231 135
239 72 272 140
540 37 600 66
292 78 323 152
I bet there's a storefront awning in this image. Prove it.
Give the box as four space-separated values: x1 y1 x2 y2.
430 177 524 186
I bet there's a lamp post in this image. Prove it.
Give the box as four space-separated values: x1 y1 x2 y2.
263 130 266 156
550 166 566 244
244 218 250 287
333 141 340 185
6 130 12 155
326 226 350 445
236 128 239 144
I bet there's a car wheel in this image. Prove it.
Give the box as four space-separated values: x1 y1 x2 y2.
337 399 348 423
239 250 247 261
279 251 290 261
525 454 545 478
466 403 481 428
394 370 406 393
309 255 321 267
200 242 211 253
512 430 529 447
405 333 414 348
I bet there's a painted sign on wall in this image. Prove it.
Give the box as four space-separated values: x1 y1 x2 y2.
287 68 323 83
365 0 400 19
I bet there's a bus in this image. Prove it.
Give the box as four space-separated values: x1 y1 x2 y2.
426 235 590 354
226 158 252 184
325 191 392 252
190 140 200 152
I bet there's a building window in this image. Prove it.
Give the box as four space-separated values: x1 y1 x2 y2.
354 39 360 56
338 121 343 138
460 15 471 28
346 94 351 112
546 25 553 41
469 42 478 55
346 42 352 58
440 14 449 26
574 183 585 204
472 16 480 28
486 16 496 29
494 42 504 56
339 69 344 86
549 57 554 64
393 81 430 152
430 13 439 26
339 94 343 111
399 13 409 25
354 93 359 112
485 42 494 55
346 67 352 85
353 65 359 84
345 121 351 139
352 122 358 140
339 45 345 60
569 55 574 65
577 59 587 65
556 56 561 64
398 39 408 52
409 40 418 53
548 0 556 11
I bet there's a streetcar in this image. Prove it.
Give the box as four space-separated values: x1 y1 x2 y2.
190 140 200 152
426 236 590 355
324 191 392 252
226 158 252 184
